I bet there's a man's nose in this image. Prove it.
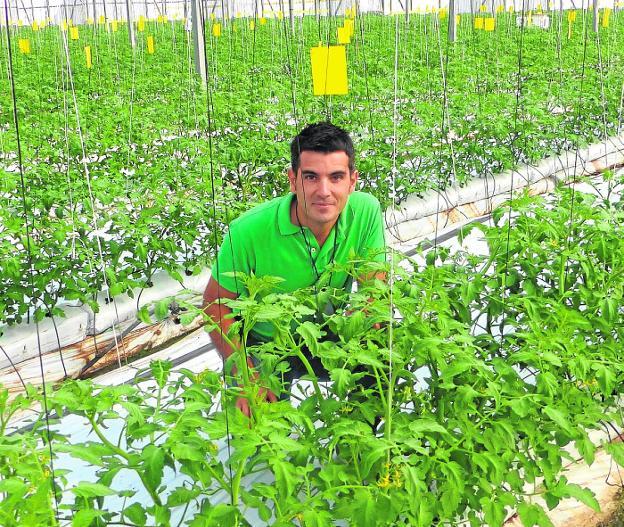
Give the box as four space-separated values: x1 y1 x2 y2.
317 177 330 196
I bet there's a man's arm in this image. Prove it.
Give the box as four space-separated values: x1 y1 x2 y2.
202 276 241 367
202 276 277 417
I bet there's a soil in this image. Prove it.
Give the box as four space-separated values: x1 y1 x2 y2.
598 491 624 527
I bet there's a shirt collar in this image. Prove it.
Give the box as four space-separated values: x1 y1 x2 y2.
278 192 353 240
278 193 300 235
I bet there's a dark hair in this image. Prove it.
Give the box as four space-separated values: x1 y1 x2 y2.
290 122 355 174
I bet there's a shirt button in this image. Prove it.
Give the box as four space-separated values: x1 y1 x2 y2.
311 248 317 253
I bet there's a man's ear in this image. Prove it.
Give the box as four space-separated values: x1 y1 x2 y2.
349 170 359 192
288 167 297 193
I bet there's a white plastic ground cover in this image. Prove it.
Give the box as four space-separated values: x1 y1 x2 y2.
0 268 211 371
385 133 624 247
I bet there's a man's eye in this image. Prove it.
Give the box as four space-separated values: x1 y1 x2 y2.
304 174 317 180
332 174 344 181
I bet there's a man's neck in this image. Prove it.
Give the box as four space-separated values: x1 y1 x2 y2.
291 199 334 247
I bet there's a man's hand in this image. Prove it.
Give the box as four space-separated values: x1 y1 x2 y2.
236 385 278 418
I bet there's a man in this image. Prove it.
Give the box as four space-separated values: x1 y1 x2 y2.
203 122 385 417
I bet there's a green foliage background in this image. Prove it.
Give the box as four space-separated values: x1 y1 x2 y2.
0 11 623 325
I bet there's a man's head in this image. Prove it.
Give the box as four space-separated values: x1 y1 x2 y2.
290 122 355 174
288 123 358 234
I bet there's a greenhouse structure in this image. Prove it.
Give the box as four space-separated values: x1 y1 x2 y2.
2 0 624 525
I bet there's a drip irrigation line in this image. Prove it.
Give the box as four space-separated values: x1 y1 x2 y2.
2 1 61 520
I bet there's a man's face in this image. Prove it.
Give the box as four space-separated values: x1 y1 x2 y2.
288 150 358 230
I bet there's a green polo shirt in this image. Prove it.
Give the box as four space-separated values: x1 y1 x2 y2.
212 191 385 340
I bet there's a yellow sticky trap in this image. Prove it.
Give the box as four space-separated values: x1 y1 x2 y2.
567 10 577 22
260 17 267 25
508 5 514 12
536 3 543 13
147 35 155 54
70 27 79 40
480 5 487 12
18 38 30 54
157 15 163 23
236 12 241 18
601 8 611 27
210 13 216 21
212 23 221 37
61 21 68 31
277 11 284 20
310 45 348 96
249 21 255 30
474 17 484 29
496 5 503 12
344 18 354 37
456 14 460 24
87 17 94 25
337 26 351 44
162 15 168 23
17 19 23 26
32 21 39 31
439 8 448 19
85 46 92 68
99 15 106 25
484 18 495 31
138 19 145 32
111 20 118 32
568 20 572 39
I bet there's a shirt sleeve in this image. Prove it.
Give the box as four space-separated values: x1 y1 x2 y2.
361 197 386 263
211 223 250 296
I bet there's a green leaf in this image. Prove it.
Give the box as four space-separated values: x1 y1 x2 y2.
166 486 200 507
330 368 353 398
0 477 27 495
109 282 124 297
141 445 165 491
72 509 106 527
71 482 116 498
137 305 152 325
351 489 377 527
543 406 574 435
151 360 172 388
606 442 624 467
517 502 554 527
154 299 170 320
296 320 322 355
409 419 450 437
561 483 600 512
123 503 147 526
302 509 333 527
56 443 111 466
269 458 297 499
